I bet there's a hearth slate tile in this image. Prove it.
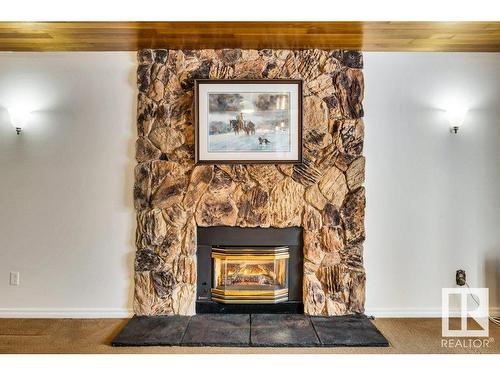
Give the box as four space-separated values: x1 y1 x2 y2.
311 315 389 347
250 314 320 347
181 314 250 346
112 315 191 346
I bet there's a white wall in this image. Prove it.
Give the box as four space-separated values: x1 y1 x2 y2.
0 52 498 317
364 52 500 316
0 52 137 317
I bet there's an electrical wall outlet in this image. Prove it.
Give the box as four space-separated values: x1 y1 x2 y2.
9 271 20 286
456 269 466 286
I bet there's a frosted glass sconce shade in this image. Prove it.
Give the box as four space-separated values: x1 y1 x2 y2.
445 108 468 134
7 108 30 135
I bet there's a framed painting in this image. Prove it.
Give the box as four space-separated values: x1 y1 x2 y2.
195 79 303 164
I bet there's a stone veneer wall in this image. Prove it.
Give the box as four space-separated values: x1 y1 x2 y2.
134 49 365 316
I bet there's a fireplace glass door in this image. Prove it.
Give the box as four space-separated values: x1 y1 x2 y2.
211 247 289 304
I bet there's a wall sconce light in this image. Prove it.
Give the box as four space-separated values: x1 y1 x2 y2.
7 107 31 135
445 108 468 134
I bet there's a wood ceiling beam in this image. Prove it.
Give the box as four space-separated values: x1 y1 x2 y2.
0 22 498 52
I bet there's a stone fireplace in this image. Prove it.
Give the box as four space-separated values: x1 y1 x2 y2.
134 48 365 316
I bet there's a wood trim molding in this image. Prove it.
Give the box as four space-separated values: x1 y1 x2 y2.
0 22 499 52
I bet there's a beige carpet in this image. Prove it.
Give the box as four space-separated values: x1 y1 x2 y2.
0 318 498 354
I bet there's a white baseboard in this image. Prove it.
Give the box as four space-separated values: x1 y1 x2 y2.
1 307 498 319
0 308 133 318
365 307 500 318
365 308 443 318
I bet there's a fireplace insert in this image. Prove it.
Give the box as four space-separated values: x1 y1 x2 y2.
196 226 303 314
211 246 289 304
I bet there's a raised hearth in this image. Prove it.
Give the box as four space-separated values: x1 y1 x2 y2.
112 314 389 347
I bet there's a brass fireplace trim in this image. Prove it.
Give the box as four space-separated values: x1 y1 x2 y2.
211 288 289 297
212 246 289 258
211 297 289 304
211 288 289 304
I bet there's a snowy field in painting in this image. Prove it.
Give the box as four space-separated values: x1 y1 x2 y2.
208 130 290 152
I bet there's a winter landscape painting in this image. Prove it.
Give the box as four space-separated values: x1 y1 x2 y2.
196 80 302 164
208 92 291 152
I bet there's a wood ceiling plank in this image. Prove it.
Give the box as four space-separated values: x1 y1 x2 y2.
0 22 498 52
